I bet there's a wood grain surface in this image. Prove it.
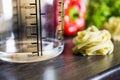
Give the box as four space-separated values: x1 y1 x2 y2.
0 38 120 80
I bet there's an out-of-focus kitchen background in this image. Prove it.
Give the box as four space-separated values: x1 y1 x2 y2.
64 0 120 39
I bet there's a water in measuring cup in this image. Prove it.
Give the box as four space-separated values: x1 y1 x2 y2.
0 38 64 63
0 0 64 63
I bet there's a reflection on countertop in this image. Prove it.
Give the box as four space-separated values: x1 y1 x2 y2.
0 38 119 80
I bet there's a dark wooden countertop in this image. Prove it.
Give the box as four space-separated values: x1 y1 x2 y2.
0 38 120 80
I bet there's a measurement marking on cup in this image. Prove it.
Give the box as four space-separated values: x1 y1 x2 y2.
31 42 37 44
31 33 37 35
30 13 37 15
30 23 37 25
32 52 37 53
30 3 36 5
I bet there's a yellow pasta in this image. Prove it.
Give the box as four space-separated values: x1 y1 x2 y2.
102 17 120 41
72 26 114 56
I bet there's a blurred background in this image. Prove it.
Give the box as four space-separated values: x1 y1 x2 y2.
64 0 120 39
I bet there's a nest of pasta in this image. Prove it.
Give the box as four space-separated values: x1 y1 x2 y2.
102 17 120 41
72 26 114 56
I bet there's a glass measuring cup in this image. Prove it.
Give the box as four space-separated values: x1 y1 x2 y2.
0 0 64 63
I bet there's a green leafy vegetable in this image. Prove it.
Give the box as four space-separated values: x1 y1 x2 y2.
86 0 120 29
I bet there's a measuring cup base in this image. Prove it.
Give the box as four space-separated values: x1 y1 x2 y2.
0 45 64 63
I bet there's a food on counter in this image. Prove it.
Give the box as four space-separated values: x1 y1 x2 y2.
64 0 86 36
72 26 114 56
102 17 120 41
85 0 120 29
